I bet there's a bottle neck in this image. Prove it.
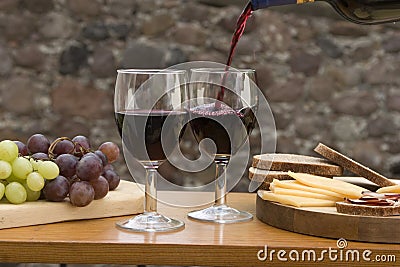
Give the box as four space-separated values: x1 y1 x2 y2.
251 0 315 10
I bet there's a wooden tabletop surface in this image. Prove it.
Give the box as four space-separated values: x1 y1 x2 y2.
0 191 399 266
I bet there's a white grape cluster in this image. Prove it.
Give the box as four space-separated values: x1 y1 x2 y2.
0 140 59 204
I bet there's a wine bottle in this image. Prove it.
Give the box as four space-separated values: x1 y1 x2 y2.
251 0 400 25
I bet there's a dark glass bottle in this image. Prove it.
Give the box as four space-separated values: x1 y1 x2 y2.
251 0 400 25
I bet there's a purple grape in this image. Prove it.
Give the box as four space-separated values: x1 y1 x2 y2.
72 135 90 157
14 141 29 156
98 142 120 163
53 140 75 156
32 152 49 160
103 169 120 190
43 175 70 202
76 155 103 181
69 181 94 207
27 134 50 154
90 176 109 200
103 164 114 172
82 152 101 162
55 154 78 178
94 150 108 167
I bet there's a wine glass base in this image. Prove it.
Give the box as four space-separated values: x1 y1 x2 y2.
188 205 253 224
116 212 185 232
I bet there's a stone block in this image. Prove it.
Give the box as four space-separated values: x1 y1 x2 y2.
289 50 322 76
0 45 13 76
121 42 166 68
331 91 378 116
91 47 116 78
266 77 304 102
51 79 113 119
171 24 207 46
141 13 175 36
67 0 101 17
59 43 89 75
14 44 45 70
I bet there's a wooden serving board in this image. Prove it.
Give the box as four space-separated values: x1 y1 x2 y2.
0 180 144 230
256 191 400 244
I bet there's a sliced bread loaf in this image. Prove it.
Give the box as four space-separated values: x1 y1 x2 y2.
336 201 400 216
314 143 396 187
252 153 343 176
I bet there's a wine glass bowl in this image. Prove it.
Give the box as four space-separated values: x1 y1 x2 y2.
114 69 187 232
187 68 258 223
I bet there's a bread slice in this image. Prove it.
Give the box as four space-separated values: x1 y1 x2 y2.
252 153 343 176
336 201 400 217
314 143 396 187
259 181 270 190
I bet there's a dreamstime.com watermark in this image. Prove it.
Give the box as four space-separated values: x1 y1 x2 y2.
257 238 396 263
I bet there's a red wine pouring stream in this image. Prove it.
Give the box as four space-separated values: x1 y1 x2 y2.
216 2 253 107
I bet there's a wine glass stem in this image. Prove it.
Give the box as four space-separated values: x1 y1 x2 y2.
145 167 158 213
215 161 228 206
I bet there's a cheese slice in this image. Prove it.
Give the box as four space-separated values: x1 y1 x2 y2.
377 185 400 193
288 171 366 199
260 191 335 207
271 179 345 198
271 187 344 201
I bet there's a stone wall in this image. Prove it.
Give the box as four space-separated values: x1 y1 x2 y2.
0 0 399 190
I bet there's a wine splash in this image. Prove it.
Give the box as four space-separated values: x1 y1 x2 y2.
217 1 253 103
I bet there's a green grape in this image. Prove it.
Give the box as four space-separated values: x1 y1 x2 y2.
22 182 41 201
29 158 40 171
0 140 19 162
26 172 45 191
0 160 12 179
7 174 26 184
12 157 33 179
5 182 27 204
38 161 59 180
0 182 5 200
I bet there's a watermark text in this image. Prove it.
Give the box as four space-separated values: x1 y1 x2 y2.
257 238 396 263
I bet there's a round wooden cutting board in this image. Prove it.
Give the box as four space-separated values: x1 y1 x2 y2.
256 192 400 244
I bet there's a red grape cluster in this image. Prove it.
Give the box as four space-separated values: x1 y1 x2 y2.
17 134 121 207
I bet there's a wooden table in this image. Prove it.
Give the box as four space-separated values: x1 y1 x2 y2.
0 191 399 266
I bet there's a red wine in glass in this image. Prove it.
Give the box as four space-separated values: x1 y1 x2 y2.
114 69 187 232
115 110 187 162
187 68 257 224
190 104 256 156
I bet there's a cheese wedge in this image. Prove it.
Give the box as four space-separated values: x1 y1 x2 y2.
260 191 336 207
377 185 400 193
271 187 344 201
288 171 367 199
271 179 345 198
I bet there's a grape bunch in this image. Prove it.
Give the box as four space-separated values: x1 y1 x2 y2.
0 139 59 204
0 134 121 207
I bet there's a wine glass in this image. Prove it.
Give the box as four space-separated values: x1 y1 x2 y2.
187 68 258 223
114 69 187 232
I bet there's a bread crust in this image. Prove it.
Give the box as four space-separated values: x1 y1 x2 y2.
252 153 343 176
336 201 400 217
314 143 396 187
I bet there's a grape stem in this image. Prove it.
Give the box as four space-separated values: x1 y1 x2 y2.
48 137 76 159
